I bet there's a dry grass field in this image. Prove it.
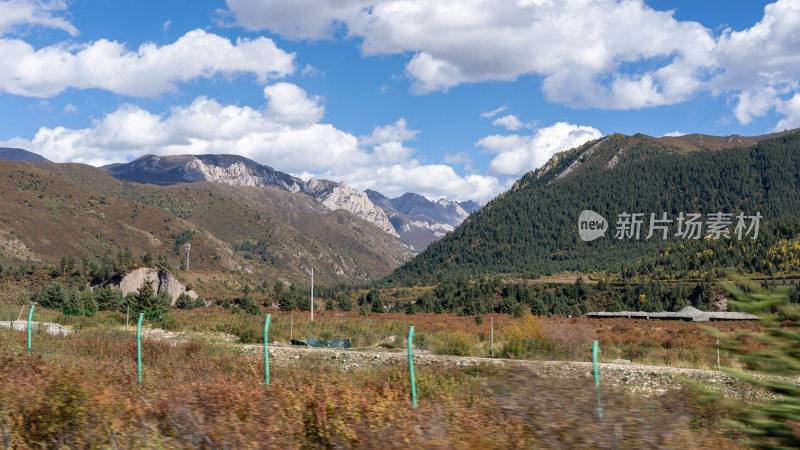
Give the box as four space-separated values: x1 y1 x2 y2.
0 326 743 449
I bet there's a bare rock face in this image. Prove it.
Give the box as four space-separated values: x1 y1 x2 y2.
115 267 201 306
314 182 399 238
364 189 482 251
390 192 468 228
0 233 40 262
103 153 405 239
435 198 469 225
169 157 398 237
182 157 304 192
555 138 607 180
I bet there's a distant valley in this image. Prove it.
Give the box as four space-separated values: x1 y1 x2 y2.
4 128 800 292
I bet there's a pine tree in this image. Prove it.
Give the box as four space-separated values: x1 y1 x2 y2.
238 294 261 315
337 293 354 312
124 279 168 314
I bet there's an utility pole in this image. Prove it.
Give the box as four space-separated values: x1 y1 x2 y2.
185 243 190 271
310 268 314 322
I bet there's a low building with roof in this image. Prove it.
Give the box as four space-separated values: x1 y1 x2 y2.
582 306 759 322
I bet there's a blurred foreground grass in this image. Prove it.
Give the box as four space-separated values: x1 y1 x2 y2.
0 335 741 449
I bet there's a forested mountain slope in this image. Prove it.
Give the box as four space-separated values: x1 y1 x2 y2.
386 130 800 285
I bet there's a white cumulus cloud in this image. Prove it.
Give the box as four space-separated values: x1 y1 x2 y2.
359 118 419 146
477 122 602 177
5 83 501 201
227 0 714 109
263 82 324 127
0 0 77 36
775 93 800 131
14 85 358 170
492 114 525 131
0 29 295 97
225 0 800 130
443 152 472 171
226 0 372 40
713 0 800 129
322 162 502 202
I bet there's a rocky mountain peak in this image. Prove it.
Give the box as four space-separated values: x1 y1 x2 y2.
319 184 399 237
101 152 482 249
391 193 469 227
437 198 469 221
182 156 304 192
131 154 165 173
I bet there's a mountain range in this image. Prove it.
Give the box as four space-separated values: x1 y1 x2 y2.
0 157 413 284
102 154 480 251
6 127 799 290
0 149 479 285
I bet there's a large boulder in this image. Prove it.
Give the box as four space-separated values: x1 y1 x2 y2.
114 267 201 306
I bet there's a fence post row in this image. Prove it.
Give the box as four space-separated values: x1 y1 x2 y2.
264 314 271 387
27 305 34 354
10 309 732 401
408 326 417 408
137 313 144 386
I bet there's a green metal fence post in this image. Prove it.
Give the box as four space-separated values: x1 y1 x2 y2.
593 340 603 419
264 314 271 387
27 305 34 354
408 326 417 408
137 313 144 386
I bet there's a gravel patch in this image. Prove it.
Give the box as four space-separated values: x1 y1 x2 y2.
0 321 73 336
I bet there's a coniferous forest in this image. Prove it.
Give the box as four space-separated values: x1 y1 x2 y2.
385 131 800 286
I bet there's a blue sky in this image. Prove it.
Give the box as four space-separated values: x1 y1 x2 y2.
1 0 798 201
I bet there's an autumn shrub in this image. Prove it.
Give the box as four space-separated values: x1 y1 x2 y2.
502 313 545 341
21 371 94 446
155 313 183 332
428 333 476 356
215 320 261 344
543 319 597 344
501 313 545 358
